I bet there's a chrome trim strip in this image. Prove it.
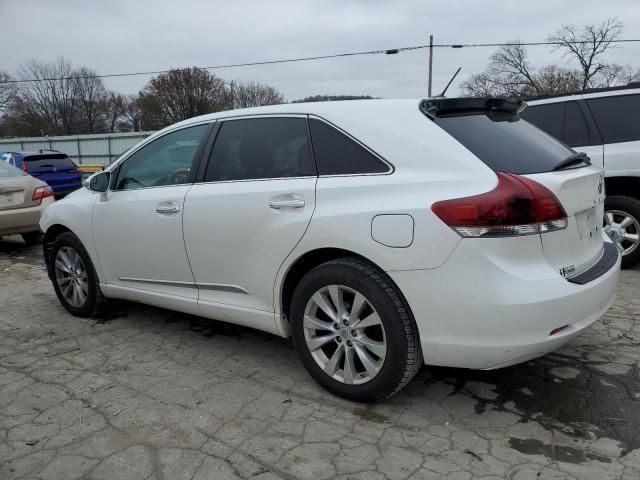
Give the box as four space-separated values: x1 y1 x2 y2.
119 277 194 288
118 277 249 294
195 283 249 294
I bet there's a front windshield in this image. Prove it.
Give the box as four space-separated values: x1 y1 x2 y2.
0 161 27 177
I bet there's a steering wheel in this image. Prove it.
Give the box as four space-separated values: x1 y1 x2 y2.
166 168 190 185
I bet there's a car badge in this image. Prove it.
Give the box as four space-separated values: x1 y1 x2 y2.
597 176 603 195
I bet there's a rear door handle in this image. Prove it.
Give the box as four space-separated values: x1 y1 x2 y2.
156 201 180 214
269 198 305 209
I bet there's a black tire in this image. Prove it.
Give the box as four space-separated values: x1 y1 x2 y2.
290 257 422 402
48 232 108 317
21 231 42 245
605 195 640 269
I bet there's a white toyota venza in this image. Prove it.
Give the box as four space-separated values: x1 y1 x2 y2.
41 98 620 402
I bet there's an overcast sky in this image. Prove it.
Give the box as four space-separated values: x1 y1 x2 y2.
2 0 639 100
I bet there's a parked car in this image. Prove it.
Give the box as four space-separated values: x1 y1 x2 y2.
40 99 620 401
1 150 82 199
521 84 640 268
0 161 54 244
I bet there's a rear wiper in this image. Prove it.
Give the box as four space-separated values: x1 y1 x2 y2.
553 152 591 171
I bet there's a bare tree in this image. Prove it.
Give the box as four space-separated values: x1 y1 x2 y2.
73 67 108 133
462 18 636 98
0 72 17 112
230 80 284 108
548 18 623 89
121 94 143 132
104 92 126 132
139 68 228 128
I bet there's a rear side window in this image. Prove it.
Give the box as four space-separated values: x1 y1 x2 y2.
433 112 574 174
521 101 596 147
309 119 390 175
205 117 314 182
23 154 76 169
587 94 640 144
520 103 564 141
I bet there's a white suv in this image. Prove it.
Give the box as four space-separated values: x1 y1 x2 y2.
523 85 640 268
40 99 620 401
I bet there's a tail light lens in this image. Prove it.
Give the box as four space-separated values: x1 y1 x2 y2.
32 185 54 201
431 172 567 237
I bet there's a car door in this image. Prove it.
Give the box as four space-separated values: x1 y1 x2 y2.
182 116 317 333
93 122 212 310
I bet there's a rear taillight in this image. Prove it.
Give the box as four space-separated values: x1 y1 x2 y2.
431 172 568 237
20 162 27 172
32 185 54 201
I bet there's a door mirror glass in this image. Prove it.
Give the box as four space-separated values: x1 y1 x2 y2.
88 171 111 193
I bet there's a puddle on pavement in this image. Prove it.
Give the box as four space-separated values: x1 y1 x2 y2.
351 406 391 423
426 352 640 456
508 437 612 463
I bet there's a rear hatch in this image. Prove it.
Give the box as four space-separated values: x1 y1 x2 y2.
423 98 606 278
24 153 81 191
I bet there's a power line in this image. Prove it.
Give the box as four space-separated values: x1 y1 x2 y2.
3 38 640 85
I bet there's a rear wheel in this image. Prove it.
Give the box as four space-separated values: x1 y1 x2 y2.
604 195 640 269
290 257 421 402
21 232 42 245
48 232 107 317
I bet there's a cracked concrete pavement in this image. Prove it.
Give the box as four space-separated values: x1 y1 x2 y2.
1 235 639 480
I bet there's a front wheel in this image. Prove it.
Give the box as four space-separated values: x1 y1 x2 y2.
48 232 107 317
290 257 421 402
604 195 640 269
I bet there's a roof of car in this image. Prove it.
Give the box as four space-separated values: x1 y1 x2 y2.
526 84 640 105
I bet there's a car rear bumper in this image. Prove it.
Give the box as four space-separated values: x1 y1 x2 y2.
0 197 54 236
388 233 620 370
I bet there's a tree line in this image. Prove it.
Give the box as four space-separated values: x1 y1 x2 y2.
0 61 287 137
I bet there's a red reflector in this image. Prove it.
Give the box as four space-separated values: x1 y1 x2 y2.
431 172 568 237
32 185 54 201
549 325 569 336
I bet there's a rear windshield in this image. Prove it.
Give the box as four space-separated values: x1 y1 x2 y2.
24 154 76 169
0 161 26 177
433 112 575 174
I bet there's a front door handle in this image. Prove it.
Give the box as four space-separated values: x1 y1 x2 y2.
156 201 180 214
269 198 305 209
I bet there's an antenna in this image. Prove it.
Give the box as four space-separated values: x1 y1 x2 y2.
436 67 462 98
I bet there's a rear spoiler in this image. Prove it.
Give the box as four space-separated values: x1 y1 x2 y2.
420 98 527 119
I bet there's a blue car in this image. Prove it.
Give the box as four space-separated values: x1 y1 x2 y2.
1 150 83 198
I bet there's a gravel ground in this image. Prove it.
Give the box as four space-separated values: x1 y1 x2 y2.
1 236 639 480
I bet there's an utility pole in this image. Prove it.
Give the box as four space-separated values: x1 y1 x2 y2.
427 34 434 97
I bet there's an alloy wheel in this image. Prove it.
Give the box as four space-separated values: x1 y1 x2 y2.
604 209 640 257
54 246 89 308
303 285 387 385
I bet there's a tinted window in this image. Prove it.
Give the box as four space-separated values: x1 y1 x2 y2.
520 103 564 140
205 117 314 182
114 124 208 190
587 94 640 143
563 101 592 147
434 112 574 174
309 119 389 175
23 154 76 169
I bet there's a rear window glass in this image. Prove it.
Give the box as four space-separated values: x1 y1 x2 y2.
587 94 640 144
23 154 76 169
0 161 26 177
433 112 574 174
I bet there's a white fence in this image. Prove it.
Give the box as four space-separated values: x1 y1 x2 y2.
0 131 155 165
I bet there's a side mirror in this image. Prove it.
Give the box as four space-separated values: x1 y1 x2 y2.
88 171 110 193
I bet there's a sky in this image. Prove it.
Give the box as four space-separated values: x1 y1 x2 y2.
2 0 640 100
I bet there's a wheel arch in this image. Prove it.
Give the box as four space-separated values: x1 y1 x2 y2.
277 247 417 338
605 176 640 200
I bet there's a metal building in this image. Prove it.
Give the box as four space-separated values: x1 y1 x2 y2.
0 131 154 165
